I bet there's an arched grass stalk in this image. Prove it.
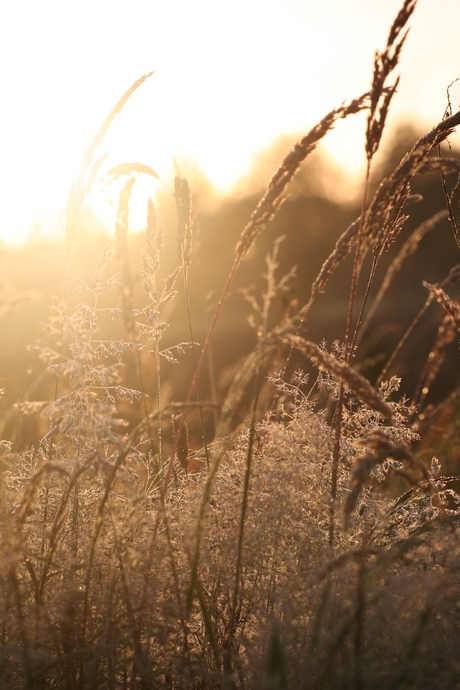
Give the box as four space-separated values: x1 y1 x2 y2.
62 71 154 363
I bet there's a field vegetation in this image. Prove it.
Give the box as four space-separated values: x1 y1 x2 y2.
1 1 460 687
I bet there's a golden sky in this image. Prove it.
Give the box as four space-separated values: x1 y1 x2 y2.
1 0 459 245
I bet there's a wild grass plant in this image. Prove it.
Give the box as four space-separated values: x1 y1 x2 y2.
2 1 460 687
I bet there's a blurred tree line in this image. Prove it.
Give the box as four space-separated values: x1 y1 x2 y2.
1 122 459 463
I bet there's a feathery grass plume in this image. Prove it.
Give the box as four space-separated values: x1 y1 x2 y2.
246 235 297 338
142 198 162 482
371 184 411 260
342 0 418 375
57 73 154 431
307 192 421 315
350 117 458 362
233 237 296 428
235 92 370 260
366 0 417 160
29 247 142 457
336 0 422 423
413 282 460 422
16 246 144 565
115 177 136 335
114 181 157 464
363 111 460 254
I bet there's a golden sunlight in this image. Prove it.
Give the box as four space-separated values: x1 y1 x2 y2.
1 0 459 246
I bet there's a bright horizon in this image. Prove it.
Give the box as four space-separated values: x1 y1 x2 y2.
1 0 460 247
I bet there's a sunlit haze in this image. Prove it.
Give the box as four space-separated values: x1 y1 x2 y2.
1 0 460 246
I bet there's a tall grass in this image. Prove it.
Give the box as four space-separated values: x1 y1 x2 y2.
2 1 460 687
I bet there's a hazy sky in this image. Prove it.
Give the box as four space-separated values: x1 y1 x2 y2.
1 0 459 245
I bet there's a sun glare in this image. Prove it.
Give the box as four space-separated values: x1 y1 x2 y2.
1 0 459 247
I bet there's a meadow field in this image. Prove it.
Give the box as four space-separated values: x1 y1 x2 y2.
1 1 460 687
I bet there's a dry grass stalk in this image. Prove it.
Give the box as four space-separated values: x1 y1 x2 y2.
309 216 362 307
366 0 417 159
281 334 393 421
417 156 460 175
377 262 460 386
140 197 181 486
329 18 418 538
66 72 154 259
173 176 210 469
423 281 460 329
438 79 460 251
115 177 136 335
219 324 295 434
413 310 458 410
360 210 448 335
344 430 414 529
416 385 460 429
171 414 189 473
363 111 460 255
342 0 418 382
343 111 460 403
174 176 193 270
